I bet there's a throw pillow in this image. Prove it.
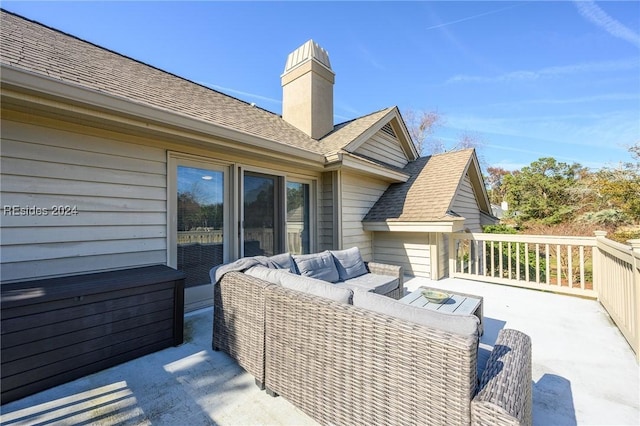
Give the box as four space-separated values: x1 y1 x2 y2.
292 251 340 283
330 247 368 281
268 252 296 273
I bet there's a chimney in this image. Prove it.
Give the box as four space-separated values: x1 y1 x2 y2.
281 40 335 140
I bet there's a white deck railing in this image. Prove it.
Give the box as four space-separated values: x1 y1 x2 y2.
595 234 640 361
449 231 640 360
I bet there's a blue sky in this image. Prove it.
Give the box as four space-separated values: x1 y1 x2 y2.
4 1 639 171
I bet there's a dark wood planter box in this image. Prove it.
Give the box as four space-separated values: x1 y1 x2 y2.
1 265 185 404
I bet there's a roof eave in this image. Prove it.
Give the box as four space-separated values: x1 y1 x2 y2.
324 152 409 182
362 219 466 233
1 64 326 165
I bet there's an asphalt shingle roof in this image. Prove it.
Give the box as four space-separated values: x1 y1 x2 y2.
320 107 395 154
0 10 395 158
363 149 475 222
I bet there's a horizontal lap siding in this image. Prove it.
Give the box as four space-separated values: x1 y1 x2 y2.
1 120 167 282
354 130 408 169
374 232 431 278
341 172 388 261
452 174 482 232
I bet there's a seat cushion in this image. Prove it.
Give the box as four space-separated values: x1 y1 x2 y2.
293 251 340 283
338 273 398 296
245 265 293 285
279 273 353 304
353 290 479 337
330 247 368 281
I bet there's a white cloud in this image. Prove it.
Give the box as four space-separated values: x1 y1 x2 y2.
574 0 640 48
447 58 639 84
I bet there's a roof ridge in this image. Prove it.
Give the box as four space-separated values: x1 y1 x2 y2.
0 8 281 119
430 147 475 158
332 106 395 129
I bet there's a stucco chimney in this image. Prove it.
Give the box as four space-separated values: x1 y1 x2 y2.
281 40 335 139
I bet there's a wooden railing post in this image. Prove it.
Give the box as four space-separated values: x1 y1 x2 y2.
593 230 607 297
629 239 640 361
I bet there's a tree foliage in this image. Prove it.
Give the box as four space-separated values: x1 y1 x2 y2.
488 143 639 243
589 142 640 222
502 157 586 225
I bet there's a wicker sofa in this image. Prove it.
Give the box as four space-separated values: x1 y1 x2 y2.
212 252 532 426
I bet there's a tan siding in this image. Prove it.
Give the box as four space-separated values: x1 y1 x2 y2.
2 252 165 282
354 130 408 168
1 119 167 282
452 174 482 232
340 172 388 260
373 232 431 278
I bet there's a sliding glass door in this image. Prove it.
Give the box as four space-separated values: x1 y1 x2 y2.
243 172 282 257
176 165 227 288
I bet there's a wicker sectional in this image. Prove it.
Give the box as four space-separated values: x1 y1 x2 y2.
213 270 532 426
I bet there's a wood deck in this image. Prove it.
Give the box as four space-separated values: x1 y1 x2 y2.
0 277 638 425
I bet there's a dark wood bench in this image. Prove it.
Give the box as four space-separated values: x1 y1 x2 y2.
1 265 185 404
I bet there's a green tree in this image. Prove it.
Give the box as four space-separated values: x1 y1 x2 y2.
590 143 640 222
503 157 586 225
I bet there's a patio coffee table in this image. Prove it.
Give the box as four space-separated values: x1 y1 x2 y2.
400 286 484 333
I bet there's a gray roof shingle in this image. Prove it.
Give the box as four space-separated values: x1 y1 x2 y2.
363 149 475 222
0 10 397 159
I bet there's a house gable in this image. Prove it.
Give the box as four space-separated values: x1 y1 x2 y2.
342 108 417 165
362 148 495 232
352 124 409 169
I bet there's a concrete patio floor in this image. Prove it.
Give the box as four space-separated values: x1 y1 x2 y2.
1 277 639 425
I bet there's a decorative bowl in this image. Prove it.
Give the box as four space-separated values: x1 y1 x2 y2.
422 289 449 304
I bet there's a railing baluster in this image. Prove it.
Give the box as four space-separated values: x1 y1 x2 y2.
491 241 495 278
568 245 573 288
499 240 504 278
508 242 512 280
546 244 551 285
536 243 540 284
557 244 562 286
516 242 521 281
525 242 530 282
579 245 585 289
